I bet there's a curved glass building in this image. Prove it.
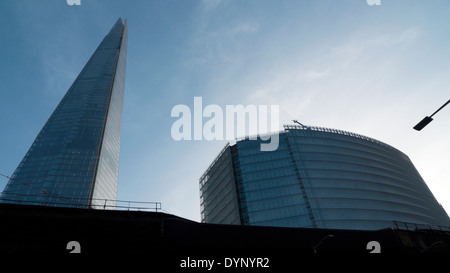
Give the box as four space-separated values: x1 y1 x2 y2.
200 125 450 230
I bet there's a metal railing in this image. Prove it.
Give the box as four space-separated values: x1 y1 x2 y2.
283 124 396 151
0 192 162 212
91 199 162 212
392 221 450 232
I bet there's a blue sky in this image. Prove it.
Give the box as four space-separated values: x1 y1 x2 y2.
0 0 449 222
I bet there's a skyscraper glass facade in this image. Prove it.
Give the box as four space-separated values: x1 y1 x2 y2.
200 125 450 230
0 18 127 209
200 144 241 225
232 134 315 228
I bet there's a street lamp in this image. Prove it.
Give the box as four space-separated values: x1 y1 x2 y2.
413 99 450 131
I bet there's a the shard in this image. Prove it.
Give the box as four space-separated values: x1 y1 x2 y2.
0 18 128 209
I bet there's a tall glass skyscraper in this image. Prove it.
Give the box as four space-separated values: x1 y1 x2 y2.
200 125 450 230
0 18 127 209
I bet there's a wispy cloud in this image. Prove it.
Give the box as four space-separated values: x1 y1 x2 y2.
231 22 260 35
